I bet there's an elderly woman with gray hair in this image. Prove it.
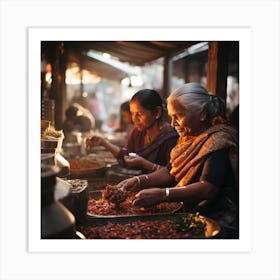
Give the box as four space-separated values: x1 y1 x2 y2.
116 82 239 238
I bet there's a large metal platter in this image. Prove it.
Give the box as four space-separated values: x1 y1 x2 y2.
105 165 142 179
69 159 106 176
84 152 118 165
82 213 221 239
86 190 183 218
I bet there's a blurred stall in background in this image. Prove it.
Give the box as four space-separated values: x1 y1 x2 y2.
41 41 239 133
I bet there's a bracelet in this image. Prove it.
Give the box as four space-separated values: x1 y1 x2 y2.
135 176 141 186
142 175 149 185
152 163 161 171
165 187 170 201
135 175 149 187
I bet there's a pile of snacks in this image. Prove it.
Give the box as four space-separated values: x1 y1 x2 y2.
81 213 207 239
87 186 181 217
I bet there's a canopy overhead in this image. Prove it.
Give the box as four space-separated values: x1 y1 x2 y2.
42 41 204 81
41 40 239 129
60 41 202 81
63 41 200 65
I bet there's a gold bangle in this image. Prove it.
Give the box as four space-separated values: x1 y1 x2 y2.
135 176 141 186
165 187 170 201
143 175 149 185
138 175 148 186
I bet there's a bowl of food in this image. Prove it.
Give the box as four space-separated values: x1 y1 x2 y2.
69 158 107 176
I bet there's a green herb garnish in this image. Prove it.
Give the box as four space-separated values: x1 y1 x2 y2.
173 212 206 237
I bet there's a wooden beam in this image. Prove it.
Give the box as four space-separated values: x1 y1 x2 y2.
49 42 67 130
162 55 172 101
206 41 229 102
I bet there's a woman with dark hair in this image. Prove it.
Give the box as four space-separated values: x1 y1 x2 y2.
114 101 133 134
62 102 95 133
85 89 179 173
115 83 239 238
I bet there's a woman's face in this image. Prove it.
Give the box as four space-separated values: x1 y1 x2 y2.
130 100 158 131
167 99 202 137
121 110 132 125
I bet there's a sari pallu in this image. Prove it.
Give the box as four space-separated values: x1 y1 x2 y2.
169 124 239 237
170 124 239 188
117 124 179 167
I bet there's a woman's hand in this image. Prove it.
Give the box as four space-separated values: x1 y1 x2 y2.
85 135 105 150
132 188 166 207
123 154 145 169
115 177 142 193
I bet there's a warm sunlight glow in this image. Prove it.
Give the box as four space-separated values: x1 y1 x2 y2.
65 68 101 85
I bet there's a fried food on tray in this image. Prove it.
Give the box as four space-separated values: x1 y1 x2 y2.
82 220 185 239
102 184 127 206
69 159 103 170
87 186 181 217
81 214 207 239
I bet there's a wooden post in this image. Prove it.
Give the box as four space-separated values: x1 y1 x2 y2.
162 54 172 101
206 41 229 102
49 42 67 130
80 56 84 98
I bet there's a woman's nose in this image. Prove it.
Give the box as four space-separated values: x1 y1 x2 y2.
132 115 139 123
171 118 176 127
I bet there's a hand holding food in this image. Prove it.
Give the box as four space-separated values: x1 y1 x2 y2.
103 184 128 207
132 188 166 207
87 186 181 217
85 135 105 150
123 154 144 168
115 176 143 193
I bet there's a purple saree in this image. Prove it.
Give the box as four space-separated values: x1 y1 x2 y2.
117 125 179 167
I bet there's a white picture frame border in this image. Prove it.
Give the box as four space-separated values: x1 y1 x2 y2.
1 1 279 279
28 27 252 253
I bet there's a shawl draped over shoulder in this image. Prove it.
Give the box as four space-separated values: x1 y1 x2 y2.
170 124 239 187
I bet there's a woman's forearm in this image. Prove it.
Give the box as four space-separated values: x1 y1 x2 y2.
101 140 121 157
139 158 162 172
168 181 219 206
137 167 175 189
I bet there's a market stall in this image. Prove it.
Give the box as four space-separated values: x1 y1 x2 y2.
40 40 239 240
40 124 223 239
42 126 223 239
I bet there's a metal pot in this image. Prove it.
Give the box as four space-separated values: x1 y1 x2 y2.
41 153 55 166
60 179 89 226
41 165 76 239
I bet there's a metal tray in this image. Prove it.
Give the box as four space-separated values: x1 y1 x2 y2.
106 165 142 179
69 160 107 177
86 190 183 218
82 213 221 239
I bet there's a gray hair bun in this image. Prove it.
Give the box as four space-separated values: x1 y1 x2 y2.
168 82 226 123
